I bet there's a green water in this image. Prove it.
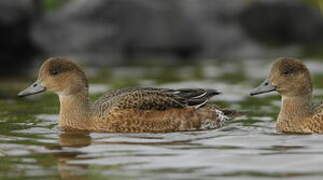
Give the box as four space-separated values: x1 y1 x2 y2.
1 59 323 180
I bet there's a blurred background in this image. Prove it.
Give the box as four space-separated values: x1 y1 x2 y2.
2 0 323 75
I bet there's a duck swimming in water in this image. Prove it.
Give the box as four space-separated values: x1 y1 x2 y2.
18 57 244 133
250 57 323 134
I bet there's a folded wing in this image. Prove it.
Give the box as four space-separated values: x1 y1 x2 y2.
93 87 220 117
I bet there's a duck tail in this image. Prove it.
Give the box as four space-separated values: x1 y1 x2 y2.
221 109 252 119
204 105 251 120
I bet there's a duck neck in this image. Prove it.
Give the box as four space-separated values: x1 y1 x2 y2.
58 90 92 130
277 94 313 131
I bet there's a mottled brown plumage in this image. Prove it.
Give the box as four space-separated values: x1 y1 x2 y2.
90 108 224 133
18 57 243 133
92 87 219 116
251 57 323 134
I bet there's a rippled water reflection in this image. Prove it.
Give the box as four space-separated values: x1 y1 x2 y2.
1 59 323 180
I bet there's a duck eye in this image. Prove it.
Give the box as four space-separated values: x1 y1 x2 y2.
282 69 293 75
50 70 59 76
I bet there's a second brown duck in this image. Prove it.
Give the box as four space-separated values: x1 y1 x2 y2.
250 57 323 134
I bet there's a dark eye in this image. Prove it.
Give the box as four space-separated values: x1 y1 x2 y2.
50 70 59 76
283 69 293 75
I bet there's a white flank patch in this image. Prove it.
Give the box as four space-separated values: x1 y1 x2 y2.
214 109 229 123
201 110 229 129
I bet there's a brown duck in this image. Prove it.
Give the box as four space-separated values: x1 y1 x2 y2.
250 57 323 134
18 57 244 133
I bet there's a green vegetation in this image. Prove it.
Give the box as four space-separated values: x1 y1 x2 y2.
42 0 66 11
303 0 323 11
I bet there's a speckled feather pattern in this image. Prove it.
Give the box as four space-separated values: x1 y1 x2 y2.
90 108 225 133
277 102 323 134
88 87 231 132
92 87 219 117
308 103 323 133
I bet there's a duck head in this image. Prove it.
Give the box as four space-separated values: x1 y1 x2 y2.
250 58 312 97
18 57 88 97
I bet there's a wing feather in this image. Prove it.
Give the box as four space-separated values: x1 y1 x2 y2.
93 87 220 117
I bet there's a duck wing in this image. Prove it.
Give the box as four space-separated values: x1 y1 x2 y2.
93 87 220 117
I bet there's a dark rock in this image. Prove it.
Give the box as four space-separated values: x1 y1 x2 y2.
177 0 265 58
32 0 267 64
32 0 203 64
0 0 38 75
239 0 323 45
